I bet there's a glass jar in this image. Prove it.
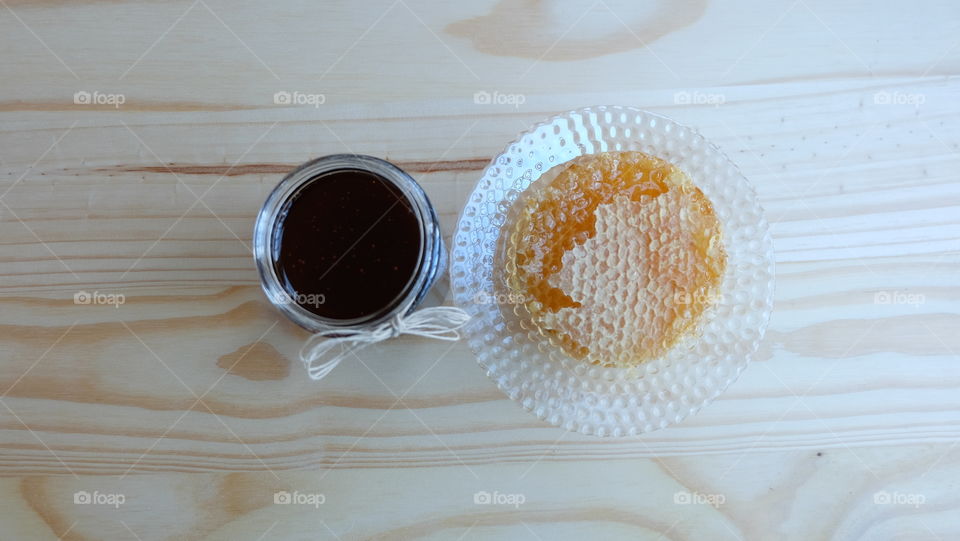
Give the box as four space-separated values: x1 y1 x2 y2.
253 154 446 334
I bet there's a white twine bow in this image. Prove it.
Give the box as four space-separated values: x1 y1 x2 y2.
299 306 471 381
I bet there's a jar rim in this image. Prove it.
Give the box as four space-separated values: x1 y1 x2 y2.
253 154 439 333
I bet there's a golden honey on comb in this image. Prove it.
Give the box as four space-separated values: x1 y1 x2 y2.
500 151 726 366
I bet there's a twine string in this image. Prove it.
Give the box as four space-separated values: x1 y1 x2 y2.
299 306 470 381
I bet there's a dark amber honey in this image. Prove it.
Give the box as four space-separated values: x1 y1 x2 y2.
272 169 421 321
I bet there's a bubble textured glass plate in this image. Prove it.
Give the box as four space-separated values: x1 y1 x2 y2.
450 106 775 437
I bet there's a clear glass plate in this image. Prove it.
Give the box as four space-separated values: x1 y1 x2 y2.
450 106 775 437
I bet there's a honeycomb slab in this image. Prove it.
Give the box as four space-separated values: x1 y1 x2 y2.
501 151 727 366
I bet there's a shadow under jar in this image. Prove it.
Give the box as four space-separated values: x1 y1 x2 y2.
253 154 446 333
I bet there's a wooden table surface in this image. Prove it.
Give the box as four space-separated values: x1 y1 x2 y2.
1 0 959 539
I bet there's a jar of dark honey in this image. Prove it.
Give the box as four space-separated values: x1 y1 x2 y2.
253 154 446 334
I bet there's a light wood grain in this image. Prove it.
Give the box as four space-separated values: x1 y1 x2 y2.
1 0 959 538
3 444 960 540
